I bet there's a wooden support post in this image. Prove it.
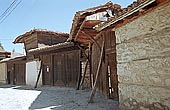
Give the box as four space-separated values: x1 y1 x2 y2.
89 37 105 103
34 61 42 88
82 31 101 50
89 43 93 88
79 59 89 89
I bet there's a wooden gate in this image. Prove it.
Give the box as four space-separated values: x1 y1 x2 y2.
53 50 80 88
7 62 26 85
14 63 26 85
42 55 52 85
91 30 119 100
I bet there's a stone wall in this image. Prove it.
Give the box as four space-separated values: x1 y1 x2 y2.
115 2 170 110
81 61 91 89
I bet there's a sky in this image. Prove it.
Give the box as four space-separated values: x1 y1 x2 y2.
0 0 135 54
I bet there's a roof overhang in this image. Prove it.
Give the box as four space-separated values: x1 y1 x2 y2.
0 55 26 63
74 19 101 45
28 42 76 55
69 1 119 40
95 0 156 31
13 29 69 44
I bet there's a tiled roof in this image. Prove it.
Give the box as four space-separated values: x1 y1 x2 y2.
0 49 10 54
0 55 26 63
69 1 121 40
95 0 156 31
28 42 74 54
13 29 69 44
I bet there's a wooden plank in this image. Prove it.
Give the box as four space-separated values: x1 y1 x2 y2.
102 56 110 99
75 20 86 41
89 36 105 103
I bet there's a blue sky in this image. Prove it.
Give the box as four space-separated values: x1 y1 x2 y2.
0 0 135 53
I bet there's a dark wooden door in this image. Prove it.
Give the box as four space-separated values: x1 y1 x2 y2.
42 64 51 85
105 31 119 101
7 63 13 84
66 50 80 88
15 63 26 85
53 50 80 88
42 55 52 85
53 53 66 86
107 53 119 101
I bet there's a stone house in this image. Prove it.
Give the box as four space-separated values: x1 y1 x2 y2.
96 0 170 109
70 0 170 109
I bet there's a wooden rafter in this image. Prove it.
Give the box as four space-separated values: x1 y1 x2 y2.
81 31 101 50
75 20 86 41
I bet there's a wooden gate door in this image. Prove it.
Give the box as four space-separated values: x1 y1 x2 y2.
15 63 26 85
65 50 80 88
53 53 66 86
7 63 13 84
53 50 80 88
105 30 119 101
42 55 52 85
107 53 119 101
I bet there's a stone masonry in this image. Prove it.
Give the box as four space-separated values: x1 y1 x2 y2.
115 2 170 110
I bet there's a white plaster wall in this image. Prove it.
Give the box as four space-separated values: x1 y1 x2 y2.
0 63 7 84
26 61 42 87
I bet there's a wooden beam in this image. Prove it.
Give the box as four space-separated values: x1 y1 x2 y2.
89 43 93 88
89 36 105 103
81 31 101 50
34 61 42 88
75 20 86 41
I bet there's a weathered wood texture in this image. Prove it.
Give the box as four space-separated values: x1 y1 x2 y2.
24 33 38 51
41 50 81 88
37 33 67 46
24 32 68 53
91 30 118 100
42 55 53 85
7 62 26 85
53 50 80 88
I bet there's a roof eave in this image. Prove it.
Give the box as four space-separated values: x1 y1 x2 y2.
95 0 156 31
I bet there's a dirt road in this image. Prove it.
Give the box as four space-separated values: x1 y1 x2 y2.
0 85 119 110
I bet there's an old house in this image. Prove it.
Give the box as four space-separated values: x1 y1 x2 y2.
82 0 169 109
71 0 170 109
0 48 11 84
13 29 81 87
0 54 26 85
28 42 81 88
0 48 10 61
70 1 121 101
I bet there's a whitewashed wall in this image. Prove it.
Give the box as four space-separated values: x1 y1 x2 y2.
0 63 7 84
26 60 42 87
